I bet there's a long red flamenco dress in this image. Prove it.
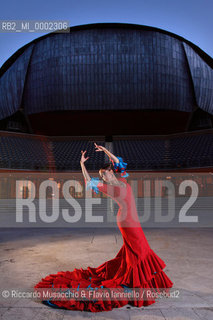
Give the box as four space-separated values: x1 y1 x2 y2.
34 157 173 312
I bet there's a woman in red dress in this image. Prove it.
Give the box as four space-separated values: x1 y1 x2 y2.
34 143 173 312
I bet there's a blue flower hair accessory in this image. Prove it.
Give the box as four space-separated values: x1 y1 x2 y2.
86 177 101 194
110 156 129 178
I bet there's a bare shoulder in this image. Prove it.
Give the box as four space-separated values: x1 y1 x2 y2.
118 177 127 182
117 177 128 188
98 180 104 187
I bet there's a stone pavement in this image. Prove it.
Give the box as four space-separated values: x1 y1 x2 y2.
0 227 212 320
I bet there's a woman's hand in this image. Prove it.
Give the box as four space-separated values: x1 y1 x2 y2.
94 142 119 163
80 150 89 164
94 142 105 152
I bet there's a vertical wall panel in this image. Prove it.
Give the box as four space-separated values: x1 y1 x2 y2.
0 45 34 119
0 26 212 117
22 29 197 114
183 42 213 115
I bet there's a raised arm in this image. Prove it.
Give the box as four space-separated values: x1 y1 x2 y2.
94 143 119 163
80 150 102 194
80 150 91 183
94 143 129 178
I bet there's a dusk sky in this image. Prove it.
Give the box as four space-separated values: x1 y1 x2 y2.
0 0 212 67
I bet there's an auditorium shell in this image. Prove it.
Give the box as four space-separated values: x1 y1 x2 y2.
0 23 212 136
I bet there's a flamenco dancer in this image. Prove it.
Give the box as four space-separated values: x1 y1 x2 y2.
34 143 173 312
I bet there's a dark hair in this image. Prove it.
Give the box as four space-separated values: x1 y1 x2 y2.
100 163 114 171
99 162 117 177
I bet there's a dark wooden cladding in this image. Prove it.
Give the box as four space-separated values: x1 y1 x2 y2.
0 23 212 120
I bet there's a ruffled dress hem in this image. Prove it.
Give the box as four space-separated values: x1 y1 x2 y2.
34 248 173 312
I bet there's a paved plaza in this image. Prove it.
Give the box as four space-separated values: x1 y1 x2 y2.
0 227 212 320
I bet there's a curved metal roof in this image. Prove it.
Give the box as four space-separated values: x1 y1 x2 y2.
0 22 212 119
